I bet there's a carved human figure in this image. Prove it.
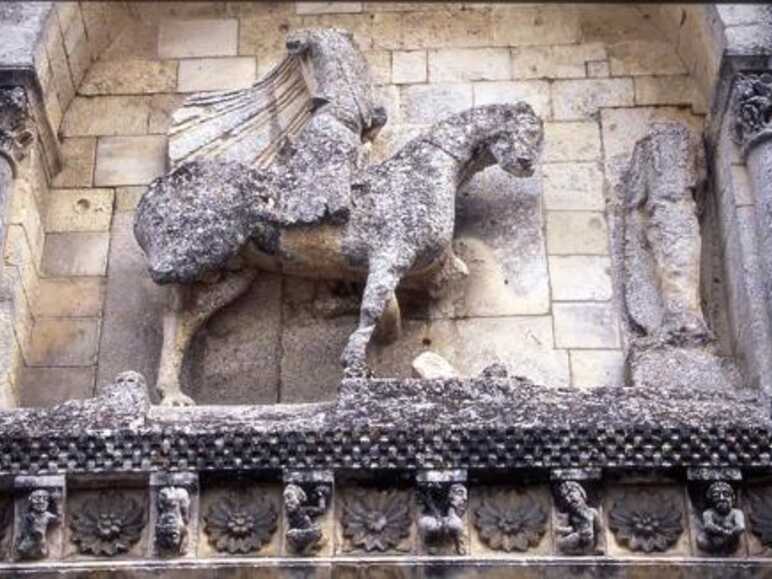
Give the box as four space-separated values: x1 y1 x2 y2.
155 486 191 556
696 481 745 554
16 489 60 560
554 481 600 555
284 483 330 554
418 482 468 555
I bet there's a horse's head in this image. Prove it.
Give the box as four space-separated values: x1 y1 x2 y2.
485 102 544 178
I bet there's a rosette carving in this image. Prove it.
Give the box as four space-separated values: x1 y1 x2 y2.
341 490 411 552
69 492 145 556
474 493 547 552
608 491 684 553
203 493 278 554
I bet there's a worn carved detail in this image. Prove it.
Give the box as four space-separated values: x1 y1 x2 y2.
554 481 600 555
340 490 411 553
474 493 547 552
16 490 60 560
155 487 191 556
608 491 684 553
695 481 745 554
733 73 772 153
746 489 772 548
0 86 35 167
417 482 467 555
69 492 145 556
203 493 278 554
133 26 543 403
284 482 330 555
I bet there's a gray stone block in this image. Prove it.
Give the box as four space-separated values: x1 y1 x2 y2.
42 232 109 277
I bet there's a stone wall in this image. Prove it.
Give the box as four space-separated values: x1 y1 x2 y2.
6 2 719 406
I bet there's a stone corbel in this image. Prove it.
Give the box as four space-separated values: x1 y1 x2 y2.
551 469 603 556
416 469 468 555
687 468 745 556
0 86 35 175
282 470 333 555
12 475 65 561
149 472 198 558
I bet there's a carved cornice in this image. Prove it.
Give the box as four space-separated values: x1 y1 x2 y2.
732 72 772 156
0 86 34 172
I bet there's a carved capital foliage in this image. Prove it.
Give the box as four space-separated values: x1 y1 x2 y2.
733 72 772 154
0 86 35 168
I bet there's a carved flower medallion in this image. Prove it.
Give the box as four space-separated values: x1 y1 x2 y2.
341 490 411 552
747 489 772 547
70 491 145 556
204 494 278 554
474 494 547 552
608 492 684 553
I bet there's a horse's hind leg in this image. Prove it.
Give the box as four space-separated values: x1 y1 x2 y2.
373 291 401 344
157 270 257 406
341 259 405 377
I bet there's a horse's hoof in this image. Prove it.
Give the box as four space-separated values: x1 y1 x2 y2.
160 390 195 407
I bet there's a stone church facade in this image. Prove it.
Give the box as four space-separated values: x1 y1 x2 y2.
0 2 771 577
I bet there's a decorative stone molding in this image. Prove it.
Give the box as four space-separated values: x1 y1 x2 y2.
203 491 278 555
474 490 548 553
0 86 34 173
69 491 145 557
732 73 772 157
339 488 412 553
608 490 685 553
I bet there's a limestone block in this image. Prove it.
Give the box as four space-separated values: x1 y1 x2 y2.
579 4 664 43
42 232 110 277
608 40 687 77
4 226 41 308
374 85 400 125
365 2 461 12
370 124 428 164
80 60 178 95
731 164 754 207
158 19 238 58
411 351 458 379
553 303 621 349
61 6 85 52
238 14 299 57
511 43 606 79
45 188 114 233
542 162 604 211
52 138 96 189
187 275 281 405
569 350 624 388
17 366 96 407
296 2 362 15
491 6 581 47
543 121 601 162
25 318 100 367
365 50 391 84
299 14 373 51
392 50 427 84
552 78 635 120
400 83 473 124
633 75 704 112
400 8 492 49
32 277 106 318
8 181 45 266
546 212 609 255
148 94 186 134
67 35 92 90
370 318 430 379
115 186 146 212
62 96 150 137
587 60 610 78
549 256 612 301
370 12 404 50
473 80 550 120
56 2 80 34
428 48 510 83
94 136 167 186
45 19 76 113
177 57 256 92
101 22 160 60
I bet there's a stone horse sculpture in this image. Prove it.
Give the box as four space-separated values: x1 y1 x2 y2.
134 28 544 405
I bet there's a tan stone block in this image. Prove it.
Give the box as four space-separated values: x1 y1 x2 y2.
17 366 96 407
115 186 147 212
42 232 110 277
401 8 492 49
25 318 100 367
579 4 663 43
491 6 581 47
80 60 178 95
32 277 106 318
62 96 150 137
365 50 391 85
8 182 46 266
365 2 462 11
101 22 160 60
177 57 256 92
553 302 620 349
400 83 473 124
586 60 610 78
633 75 703 110
392 50 427 84
370 124 428 163
238 13 299 56
158 18 238 58
731 164 754 207
511 43 606 79
608 40 687 76
428 48 510 82
543 121 601 162
300 13 373 50
4 226 41 305
148 94 186 134
43 90 63 135
46 19 76 111
66 35 91 90
46 188 115 233
546 211 608 255
569 349 624 388
296 2 362 14
374 85 400 126
61 5 85 56
129 1 228 21
473 80 550 119
80 2 111 61
370 12 404 50
56 2 80 33
52 138 96 189
552 78 634 120
549 256 612 301
94 136 167 186
543 162 604 210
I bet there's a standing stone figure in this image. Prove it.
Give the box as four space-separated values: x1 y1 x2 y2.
554 481 600 555
623 123 741 389
418 482 468 555
284 483 330 554
155 486 191 556
696 481 745 554
16 490 60 560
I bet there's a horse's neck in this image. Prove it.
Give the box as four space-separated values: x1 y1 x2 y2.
427 113 500 184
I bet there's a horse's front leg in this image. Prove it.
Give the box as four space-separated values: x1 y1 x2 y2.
156 270 257 405
341 259 405 378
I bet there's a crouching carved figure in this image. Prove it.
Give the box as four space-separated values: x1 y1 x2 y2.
696 481 745 554
133 27 544 405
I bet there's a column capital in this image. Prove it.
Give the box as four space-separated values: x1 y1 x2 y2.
732 72 772 157
0 86 34 173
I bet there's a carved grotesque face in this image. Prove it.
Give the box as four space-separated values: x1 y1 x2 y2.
560 482 587 511
29 490 50 514
448 484 468 514
284 484 306 512
488 103 543 178
708 483 734 515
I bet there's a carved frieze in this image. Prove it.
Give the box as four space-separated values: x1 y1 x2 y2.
474 491 547 553
746 488 772 552
608 490 684 553
695 481 746 555
284 482 330 555
15 489 60 560
155 486 191 556
733 73 772 154
203 492 278 555
417 481 468 555
340 489 412 553
553 481 601 555
0 86 35 169
69 491 145 557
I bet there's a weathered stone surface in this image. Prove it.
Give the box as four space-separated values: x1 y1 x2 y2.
399 8 492 49
79 59 178 95
491 6 581 47
549 256 612 301
731 164 754 207
62 96 150 137
411 351 458 379
511 43 606 79
552 78 635 120
553 303 620 349
364 50 391 84
148 94 186 135
45 188 114 232
546 212 609 255
42 232 109 277
543 121 601 162
296 2 362 15
473 80 550 120
25 318 100 367
17 366 95 407
115 186 146 212
607 40 688 76
51 138 95 188
634 75 704 111
177 57 256 92
32 277 105 318
587 60 610 78
629 346 743 392
428 48 510 82
542 162 604 210
95 135 167 186
391 50 426 84
400 83 473 124
158 19 238 58
569 349 624 388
